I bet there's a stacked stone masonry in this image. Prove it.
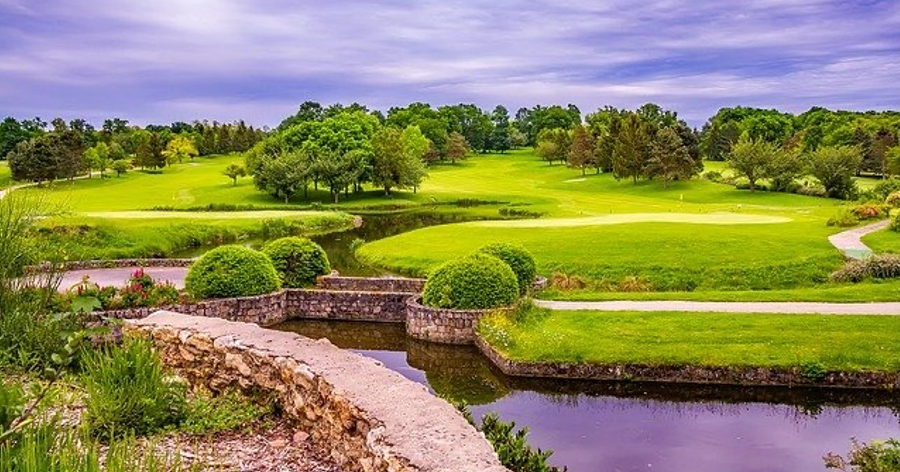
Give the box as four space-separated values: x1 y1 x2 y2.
27 258 195 274
317 275 426 294
127 312 509 472
405 297 494 345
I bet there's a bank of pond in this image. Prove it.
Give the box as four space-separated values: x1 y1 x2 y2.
276 319 899 472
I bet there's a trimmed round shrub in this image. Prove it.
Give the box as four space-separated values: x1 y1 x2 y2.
262 237 330 288
185 245 281 299
422 253 519 310
476 243 536 294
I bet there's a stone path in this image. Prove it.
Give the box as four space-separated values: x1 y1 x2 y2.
60 267 189 290
827 219 891 259
533 299 900 315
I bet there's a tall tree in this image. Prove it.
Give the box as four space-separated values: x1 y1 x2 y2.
134 132 166 170
161 135 199 164
763 148 806 192
646 127 695 187
445 132 469 164
489 105 511 153
727 136 777 192
7 137 57 183
567 125 594 175
612 114 649 183
809 145 862 199
536 128 570 165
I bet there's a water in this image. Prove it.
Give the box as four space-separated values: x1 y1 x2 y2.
275 320 900 472
172 210 477 275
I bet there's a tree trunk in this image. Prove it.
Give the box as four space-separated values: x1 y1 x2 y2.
284 194 289 204
581 167 586 176
384 186 391 196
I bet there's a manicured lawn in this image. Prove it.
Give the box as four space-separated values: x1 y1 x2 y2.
478 308 900 372
358 219 842 290
0 161 10 188
34 212 354 260
862 227 899 254
536 280 900 302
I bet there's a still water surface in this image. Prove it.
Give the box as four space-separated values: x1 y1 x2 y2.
276 320 899 472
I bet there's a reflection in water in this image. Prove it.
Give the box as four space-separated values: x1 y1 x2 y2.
276 320 900 472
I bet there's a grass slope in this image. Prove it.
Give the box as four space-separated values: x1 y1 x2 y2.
862 227 900 255
0 161 10 188
479 308 900 372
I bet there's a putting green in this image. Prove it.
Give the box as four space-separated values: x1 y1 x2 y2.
470 212 791 228
81 210 334 219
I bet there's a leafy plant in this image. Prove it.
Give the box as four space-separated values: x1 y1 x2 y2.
261 236 331 288
824 438 900 472
180 389 269 435
827 208 861 228
800 361 826 381
422 253 519 309
82 337 187 439
477 243 537 295
185 245 281 299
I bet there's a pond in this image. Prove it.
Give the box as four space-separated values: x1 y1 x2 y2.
172 210 477 275
275 320 900 472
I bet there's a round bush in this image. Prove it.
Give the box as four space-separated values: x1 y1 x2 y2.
476 242 536 294
422 253 519 310
262 237 330 288
185 245 281 299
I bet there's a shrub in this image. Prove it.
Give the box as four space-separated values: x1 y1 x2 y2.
480 413 565 472
0 309 84 373
892 210 900 232
618 275 653 292
477 243 537 294
82 336 187 438
795 185 827 198
422 253 519 309
703 170 722 182
886 191 900 208
824 438 900 472
851 204 885 220
549 272 589 290
830 255 900 283
261 237 330 288
185 245 281 299
827 208 860 228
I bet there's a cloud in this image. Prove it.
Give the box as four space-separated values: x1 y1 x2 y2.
0 0 896 126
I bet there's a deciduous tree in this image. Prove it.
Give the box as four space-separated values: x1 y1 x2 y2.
809 145 862 199
727 136 776 192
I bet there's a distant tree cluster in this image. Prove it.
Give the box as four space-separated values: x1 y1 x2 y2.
533 103 702 187
248 107 430 203
1 116 265 182
701 106 900 177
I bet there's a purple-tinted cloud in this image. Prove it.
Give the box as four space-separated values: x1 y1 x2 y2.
1 0 897 127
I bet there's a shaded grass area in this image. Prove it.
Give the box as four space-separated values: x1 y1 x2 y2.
862 227 900 255
33 213 354 260
358 220 843 291
537 280 900 302
478 308 900 372
0 161 10 188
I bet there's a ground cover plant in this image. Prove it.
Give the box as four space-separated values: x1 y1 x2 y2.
477 305 900 372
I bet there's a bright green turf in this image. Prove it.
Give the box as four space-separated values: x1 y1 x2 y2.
0 161 10 188
862 226 899 254
478 308 900 371
537 280 900 302
35 213 354 261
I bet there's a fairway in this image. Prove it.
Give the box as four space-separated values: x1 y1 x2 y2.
82 210 335 219
471 212 790 228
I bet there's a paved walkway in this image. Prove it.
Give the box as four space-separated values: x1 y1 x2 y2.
827 219 891 259
534 299 900 315
59 267 189 291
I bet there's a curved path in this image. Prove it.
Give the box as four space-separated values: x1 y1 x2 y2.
828 219 890 259
60 266 899 315
533 299 900 315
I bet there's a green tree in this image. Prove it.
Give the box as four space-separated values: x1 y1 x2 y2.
567 125 594 175
647 127 694 187
399 125 429 192
809 145 862 199
612 114 649 183
7 137 57 183
489 105 511 153
134 132 166 170
0 118 30 160
445 132 469 164
110 159 130 177
161 135 198 164
372 126 428 195
536 128 570 166
255 151 307 203
223 163 247 185
727 136 777 192
763 148 806 192
509 127 527 149
84 142 110 178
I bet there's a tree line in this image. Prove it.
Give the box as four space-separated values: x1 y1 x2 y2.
1 117 265 182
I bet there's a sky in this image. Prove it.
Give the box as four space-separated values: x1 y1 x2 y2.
1 0 898 128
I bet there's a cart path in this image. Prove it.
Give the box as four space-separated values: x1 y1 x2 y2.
827 219 891 259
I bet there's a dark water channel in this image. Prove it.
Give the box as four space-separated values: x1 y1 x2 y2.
173 211 475 275
275 320 900 472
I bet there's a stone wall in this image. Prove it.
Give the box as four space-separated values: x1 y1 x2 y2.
127 312 508 472
406 297 501 345
475 336 900 390
317 275 425 293
285 290 409 323
95 291 288 325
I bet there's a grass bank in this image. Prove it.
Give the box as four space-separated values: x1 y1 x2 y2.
478 307 900 372
862 227 900 255
33 212 354 260
536 280 900 302
0 161 10 188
